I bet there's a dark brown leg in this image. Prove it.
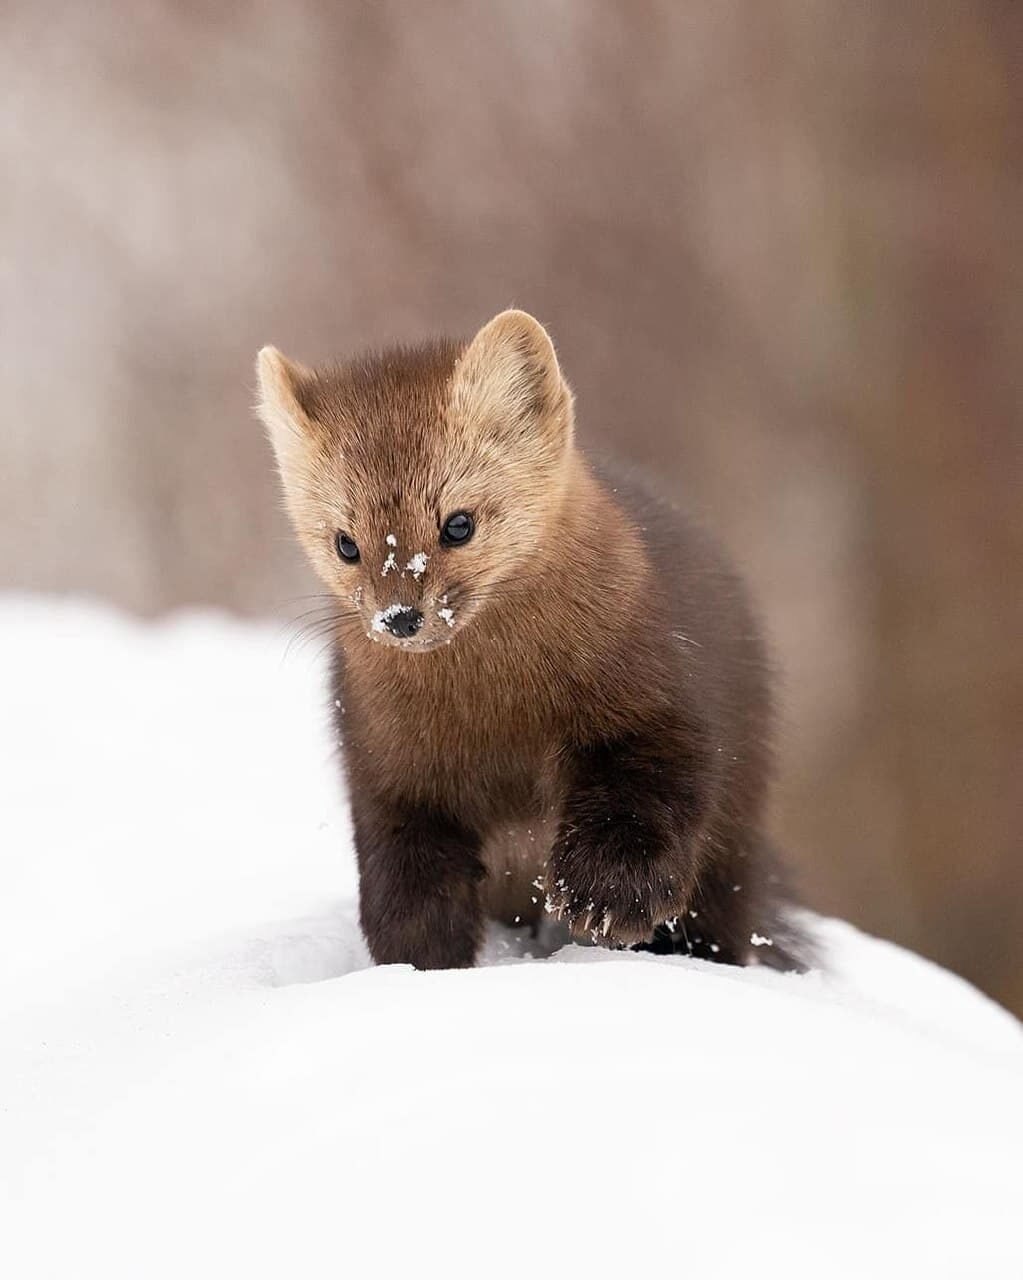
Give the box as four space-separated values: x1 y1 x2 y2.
545 728 712 947
353 795 486 969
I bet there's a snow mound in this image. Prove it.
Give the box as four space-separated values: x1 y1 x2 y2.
1 597 1020 1278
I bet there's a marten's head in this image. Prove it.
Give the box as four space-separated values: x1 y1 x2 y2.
256 310 575 652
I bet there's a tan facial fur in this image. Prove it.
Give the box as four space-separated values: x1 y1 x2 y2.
256 310 576 653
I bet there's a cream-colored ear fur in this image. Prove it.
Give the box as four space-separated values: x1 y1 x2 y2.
255 346 318 485
450 310 573 460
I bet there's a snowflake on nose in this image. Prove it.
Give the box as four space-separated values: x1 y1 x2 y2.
405 552 429 579
379 533 404 577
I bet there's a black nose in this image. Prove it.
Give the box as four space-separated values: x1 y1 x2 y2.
385 607 424 639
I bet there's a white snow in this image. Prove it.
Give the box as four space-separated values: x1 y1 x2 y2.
437 605 455 626
405 551 429 579
371 602 405 632
1 597 1021 1279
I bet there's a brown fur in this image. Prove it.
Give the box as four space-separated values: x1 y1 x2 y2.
257 310 810 970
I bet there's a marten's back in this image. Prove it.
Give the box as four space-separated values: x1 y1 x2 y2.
592 452 773 794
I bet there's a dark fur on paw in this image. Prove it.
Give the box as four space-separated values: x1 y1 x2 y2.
542 824 686 947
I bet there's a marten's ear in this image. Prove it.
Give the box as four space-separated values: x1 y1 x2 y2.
255 346 318 486
451 310 574 460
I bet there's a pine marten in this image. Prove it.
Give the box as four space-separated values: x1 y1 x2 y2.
256 309 810 971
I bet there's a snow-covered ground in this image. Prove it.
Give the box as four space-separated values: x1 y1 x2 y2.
1 597 1020 1278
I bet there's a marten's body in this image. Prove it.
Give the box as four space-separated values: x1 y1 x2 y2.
257 310 809 970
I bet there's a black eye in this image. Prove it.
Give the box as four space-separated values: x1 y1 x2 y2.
440 512 475 546
335 532 360 563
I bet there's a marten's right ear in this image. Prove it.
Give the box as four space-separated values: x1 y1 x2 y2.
450 310 574 464
255 346 318 488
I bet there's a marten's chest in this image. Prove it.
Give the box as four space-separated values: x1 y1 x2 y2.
340 651 565 824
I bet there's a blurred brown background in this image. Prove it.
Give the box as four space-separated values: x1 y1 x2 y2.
2 2 1020 1011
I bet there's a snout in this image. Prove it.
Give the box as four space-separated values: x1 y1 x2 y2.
365 595 459 652
376 605 423 639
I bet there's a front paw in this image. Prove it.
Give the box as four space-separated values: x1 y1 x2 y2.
543 827 684 947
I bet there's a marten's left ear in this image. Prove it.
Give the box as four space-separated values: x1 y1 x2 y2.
451 310 574 459
255 346 319 489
